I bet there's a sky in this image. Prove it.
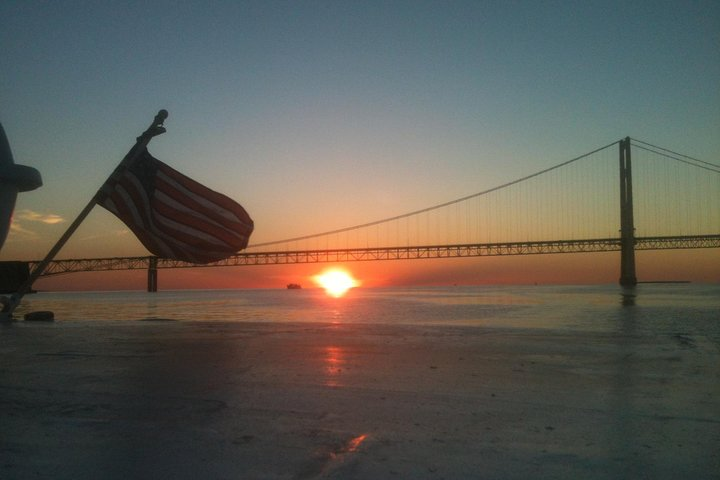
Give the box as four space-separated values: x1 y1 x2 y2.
1 0 719 290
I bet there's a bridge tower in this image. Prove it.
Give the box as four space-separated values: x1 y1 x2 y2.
147 257 158 293
618 137 637 286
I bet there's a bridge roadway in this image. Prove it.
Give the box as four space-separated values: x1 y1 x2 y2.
33 234 720 276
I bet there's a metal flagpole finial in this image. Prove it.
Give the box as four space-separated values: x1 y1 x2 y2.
156 109 169 123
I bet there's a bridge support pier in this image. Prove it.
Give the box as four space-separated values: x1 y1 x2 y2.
619 137 637 286
147 257 158 293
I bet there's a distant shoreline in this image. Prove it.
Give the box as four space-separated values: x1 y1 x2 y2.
638 280 691 284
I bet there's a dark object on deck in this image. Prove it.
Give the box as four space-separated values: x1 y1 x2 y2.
24 311 54 322
287 283 302 289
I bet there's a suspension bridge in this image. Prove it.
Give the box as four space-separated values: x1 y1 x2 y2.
20 137 720 290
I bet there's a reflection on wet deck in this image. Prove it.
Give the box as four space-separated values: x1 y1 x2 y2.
345 433 368 453
324 346 344 387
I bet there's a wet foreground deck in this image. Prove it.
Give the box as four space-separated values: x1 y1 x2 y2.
1 321 719 479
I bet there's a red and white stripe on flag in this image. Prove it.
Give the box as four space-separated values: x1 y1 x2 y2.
99 149 254 264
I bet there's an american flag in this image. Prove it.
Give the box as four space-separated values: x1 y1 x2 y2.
98 149 254 264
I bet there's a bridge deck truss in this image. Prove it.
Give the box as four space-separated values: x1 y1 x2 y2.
33 235 720 276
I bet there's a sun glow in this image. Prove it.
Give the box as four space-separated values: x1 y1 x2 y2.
313 269 360 297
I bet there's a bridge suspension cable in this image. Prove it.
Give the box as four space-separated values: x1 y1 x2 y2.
630 138 720 173
247 140 621 249
630 138 720 239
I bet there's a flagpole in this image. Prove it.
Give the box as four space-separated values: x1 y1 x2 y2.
1 110 168 319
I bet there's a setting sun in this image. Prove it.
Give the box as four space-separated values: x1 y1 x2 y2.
313 268 360 297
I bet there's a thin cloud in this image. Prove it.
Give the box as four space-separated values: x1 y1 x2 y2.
77 229 131 242
8 221 38 239
16 209 65 224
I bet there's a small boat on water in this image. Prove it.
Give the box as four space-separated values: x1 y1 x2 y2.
286 283 302 289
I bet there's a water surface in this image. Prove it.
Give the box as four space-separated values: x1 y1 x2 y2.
12 284 719 343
